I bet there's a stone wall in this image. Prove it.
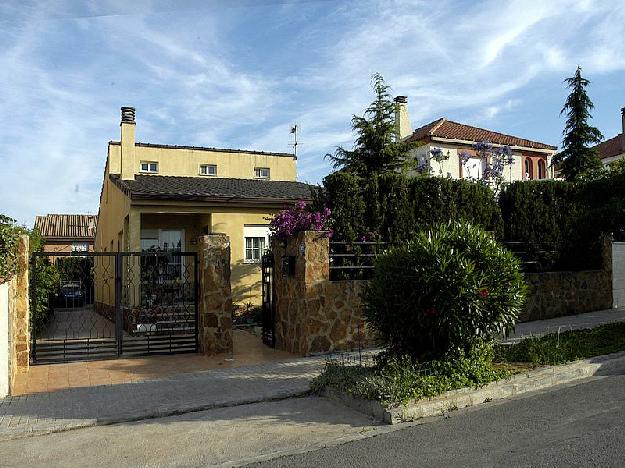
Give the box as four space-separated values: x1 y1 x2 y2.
612 242 625 308
197 234 233 355
519 237 613 322
272 232 375 355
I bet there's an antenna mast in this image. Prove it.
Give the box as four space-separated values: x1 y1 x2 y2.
290 124 298 158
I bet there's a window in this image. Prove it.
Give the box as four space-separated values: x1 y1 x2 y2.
140 161 158 173
245 237 265 262
200 164 217 176
538 159 546 179
255 167 270 179
243 225 270 263
524 159 534 180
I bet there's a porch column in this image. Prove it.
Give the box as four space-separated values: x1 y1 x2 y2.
197 234 233 355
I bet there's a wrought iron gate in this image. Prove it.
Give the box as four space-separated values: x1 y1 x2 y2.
30 251 198 364
261 251 275 347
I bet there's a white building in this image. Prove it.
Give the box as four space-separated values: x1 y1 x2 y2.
394 96 558 182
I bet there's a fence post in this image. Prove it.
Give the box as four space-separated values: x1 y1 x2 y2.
9 235 30 390
197 234 233 355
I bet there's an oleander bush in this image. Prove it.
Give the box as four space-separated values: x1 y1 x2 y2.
364 222 526 360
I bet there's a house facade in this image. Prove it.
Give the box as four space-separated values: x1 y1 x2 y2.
34 214 97 253
95 107 313 305
594 107 625 165
394 96 558 181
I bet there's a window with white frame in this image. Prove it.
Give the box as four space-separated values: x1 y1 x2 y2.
199 164 217 176
254 167 270 179
243 225 270 263
140 161 158 173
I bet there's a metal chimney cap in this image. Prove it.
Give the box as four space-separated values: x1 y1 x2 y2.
394 96 408 104
121 106 136 123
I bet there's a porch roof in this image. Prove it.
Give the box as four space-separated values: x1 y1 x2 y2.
110 174 316 204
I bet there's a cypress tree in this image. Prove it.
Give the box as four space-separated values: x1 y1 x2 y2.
326 73 415 176
554 66 604 181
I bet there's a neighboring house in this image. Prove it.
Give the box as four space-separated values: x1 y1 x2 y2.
95 107 313 304
34 214 97 253
594 107 625 166
394 96 558 181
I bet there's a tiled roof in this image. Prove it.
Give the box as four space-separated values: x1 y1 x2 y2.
34 214 97 240
594 134 624 160
111 175 316 203
407 118 557 151
108 141 295 158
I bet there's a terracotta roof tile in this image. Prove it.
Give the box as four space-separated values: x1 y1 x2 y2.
34 214 97 239
594 134 624 160
407 118 557 151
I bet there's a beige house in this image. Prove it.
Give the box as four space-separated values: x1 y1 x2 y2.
394 96 558 181
594 107 625 165
34 214 97 254
95 107 313 304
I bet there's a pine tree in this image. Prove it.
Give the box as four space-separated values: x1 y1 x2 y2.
326 73 414 175
554 66 603 181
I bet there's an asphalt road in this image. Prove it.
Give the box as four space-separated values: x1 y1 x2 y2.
254 375 625 468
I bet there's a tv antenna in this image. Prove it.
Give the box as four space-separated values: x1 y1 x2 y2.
290 124 300 158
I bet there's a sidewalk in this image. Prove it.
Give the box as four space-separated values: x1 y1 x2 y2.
0 356 327 441
2 308 624 441
505 308 625 342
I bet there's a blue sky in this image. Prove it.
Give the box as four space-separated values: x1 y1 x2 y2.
1 0 624 226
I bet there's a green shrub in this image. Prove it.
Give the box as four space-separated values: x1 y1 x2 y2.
311 340 508 406
364 222 526 359
322 172 502 243
498 180 599 270
0 214 21 281
494 321 625 366
30 257 60 334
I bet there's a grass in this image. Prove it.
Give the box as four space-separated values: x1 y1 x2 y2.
313 321 625 407
494 321 625 365
311 343 509 407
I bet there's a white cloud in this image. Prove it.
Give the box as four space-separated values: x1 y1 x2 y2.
1 0 624 227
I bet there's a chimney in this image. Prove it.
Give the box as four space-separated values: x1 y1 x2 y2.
621 107 625 153
120 106 136 180
394 96 412 140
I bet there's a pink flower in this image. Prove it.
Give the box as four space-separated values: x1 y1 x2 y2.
424 307 438 318
478 288 490 298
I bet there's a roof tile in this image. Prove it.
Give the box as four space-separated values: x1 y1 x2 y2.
407 118 557 151
111 175 316 202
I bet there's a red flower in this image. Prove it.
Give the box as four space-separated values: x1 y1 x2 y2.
424 307 438 318
479 288 490 298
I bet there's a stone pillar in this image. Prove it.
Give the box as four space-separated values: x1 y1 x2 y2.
10 235 29 388
273 231 330 355
197 234 233 355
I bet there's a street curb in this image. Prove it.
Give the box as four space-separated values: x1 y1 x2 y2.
322 350 625 424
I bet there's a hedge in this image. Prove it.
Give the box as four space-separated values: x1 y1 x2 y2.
321 172 503 244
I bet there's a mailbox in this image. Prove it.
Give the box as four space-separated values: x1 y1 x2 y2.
281 255 296 277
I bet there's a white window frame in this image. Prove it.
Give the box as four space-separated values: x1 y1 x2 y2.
243 225 270 263
199 164 217 176
254 167 270 179
140 161 158 173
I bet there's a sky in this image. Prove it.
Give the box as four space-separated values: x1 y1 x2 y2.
1 0 624 226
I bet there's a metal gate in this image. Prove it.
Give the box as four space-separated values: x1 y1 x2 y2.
30 251 198 364
261 251 275 347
